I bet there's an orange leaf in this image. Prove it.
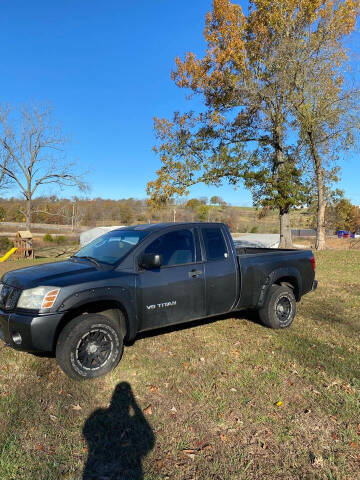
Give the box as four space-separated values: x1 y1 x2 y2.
182 449 197 454
156 460 164 469
147 385 159 393
143 404 153 415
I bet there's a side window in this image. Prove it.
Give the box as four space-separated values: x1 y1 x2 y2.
144 229 195 266
202 227 228 261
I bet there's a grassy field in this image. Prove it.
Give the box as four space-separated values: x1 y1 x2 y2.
0 252 359 480
150 206 310 234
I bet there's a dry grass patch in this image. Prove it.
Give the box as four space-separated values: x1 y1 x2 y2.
0 252 359 479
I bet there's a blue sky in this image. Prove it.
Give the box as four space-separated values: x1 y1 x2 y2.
1 0 359 206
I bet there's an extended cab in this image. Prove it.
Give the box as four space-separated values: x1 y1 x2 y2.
0 223 317 379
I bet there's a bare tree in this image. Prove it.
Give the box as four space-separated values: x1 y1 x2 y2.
0 104 88 229
70 201 85 231
0 139 13 194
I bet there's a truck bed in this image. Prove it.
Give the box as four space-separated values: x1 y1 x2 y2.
235 245 300 256
233 242 315 310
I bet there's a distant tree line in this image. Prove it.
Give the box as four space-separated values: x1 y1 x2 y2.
0 195 234 228
0 193 358 234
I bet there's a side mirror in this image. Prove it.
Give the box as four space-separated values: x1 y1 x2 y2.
139 253 162 269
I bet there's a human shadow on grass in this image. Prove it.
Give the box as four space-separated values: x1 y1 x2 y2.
82 382 155 480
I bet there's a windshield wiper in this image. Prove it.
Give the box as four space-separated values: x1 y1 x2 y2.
72 256 102 268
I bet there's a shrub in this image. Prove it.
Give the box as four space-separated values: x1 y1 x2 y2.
55 235 66 244
250 226 259 233
0 237 13 253
43 233 53 242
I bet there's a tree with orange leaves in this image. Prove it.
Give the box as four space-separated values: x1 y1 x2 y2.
147 0 359 248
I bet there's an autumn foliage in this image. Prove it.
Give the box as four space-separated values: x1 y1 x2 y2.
147 0 360 248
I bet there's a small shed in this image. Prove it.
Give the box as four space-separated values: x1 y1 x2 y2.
14 231 34 259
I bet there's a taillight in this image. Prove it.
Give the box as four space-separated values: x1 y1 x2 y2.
310 256 316 272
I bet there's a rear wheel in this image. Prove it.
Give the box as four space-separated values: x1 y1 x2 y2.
258 285 296 329
56 313 124 380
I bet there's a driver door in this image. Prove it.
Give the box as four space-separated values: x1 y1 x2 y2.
137 228 205 331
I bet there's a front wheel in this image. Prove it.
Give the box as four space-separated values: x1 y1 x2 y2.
258 285 296 329
56 313 124 380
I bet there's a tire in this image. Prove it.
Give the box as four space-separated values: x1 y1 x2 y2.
56 313 124 380
258 285 296 329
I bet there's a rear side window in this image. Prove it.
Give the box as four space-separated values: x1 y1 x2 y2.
144 229 195 266
202 227 228 261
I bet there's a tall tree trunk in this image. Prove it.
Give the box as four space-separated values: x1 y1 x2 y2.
279 208 292 248
26 196 32 231
275 126 293 249
315 180 326 250
308 132 326 250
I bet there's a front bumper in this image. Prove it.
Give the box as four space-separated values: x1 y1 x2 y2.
0 309 64 352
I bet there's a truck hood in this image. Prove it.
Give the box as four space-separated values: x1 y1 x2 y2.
1 259 109 290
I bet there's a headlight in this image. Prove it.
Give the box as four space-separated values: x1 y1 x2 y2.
17 286 60 310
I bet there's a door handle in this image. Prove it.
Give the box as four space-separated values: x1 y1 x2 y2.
189 269 202 278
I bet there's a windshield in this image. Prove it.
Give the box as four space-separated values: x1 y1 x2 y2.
74 229 149 265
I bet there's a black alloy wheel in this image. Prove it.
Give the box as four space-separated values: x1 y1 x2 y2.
56 313 124 380
258 284 296 329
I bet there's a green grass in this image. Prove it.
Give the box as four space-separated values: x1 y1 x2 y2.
0 251 359 479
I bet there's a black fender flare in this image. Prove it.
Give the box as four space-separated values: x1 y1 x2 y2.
257 267 302 307
57 286 138 341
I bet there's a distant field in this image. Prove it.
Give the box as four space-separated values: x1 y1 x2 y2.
0 251 359 479
140 206 310 233
0 207 311 237
0 221 87 234
227 206 310 233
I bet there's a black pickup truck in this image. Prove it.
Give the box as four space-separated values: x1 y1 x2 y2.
0 223 317 379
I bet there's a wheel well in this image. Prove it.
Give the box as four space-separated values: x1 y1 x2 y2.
274 276 300 301
53 300 128 351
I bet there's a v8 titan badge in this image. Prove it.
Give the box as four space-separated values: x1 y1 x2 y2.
146 301 177 310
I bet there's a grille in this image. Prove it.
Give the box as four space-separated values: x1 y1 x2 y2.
0 283 20 310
